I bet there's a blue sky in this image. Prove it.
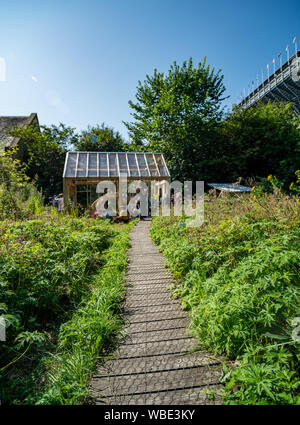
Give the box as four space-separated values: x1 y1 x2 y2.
0 0 299 140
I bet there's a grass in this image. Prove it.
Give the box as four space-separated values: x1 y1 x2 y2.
0 211 136 404
150 191 300 404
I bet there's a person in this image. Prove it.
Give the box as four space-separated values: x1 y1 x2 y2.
52 195 58 210
57 194 64 213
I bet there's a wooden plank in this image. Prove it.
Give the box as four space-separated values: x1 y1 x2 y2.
91 365 221 396
127 260 165 266
91 385 223 405
125 282 173 289
125 277 171 284
121 327 192 344
129 249 158 253
125 293 174 303
128 252 162 257
129 252 158 255
127 285 171 290
93 352 221 377
123 303 182 315
125 287 174 294
127 270 169 277
126 286 171 296
125 298 179 308
115 338 198 359
126 276 173 283
126 287 171 295
124 310 187 323
127 317 189 333
125 284 174 291
129 262 165 268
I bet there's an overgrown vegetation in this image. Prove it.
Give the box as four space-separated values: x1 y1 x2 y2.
150 183 300 404
36 219 135 404
0 207 135 404
0 151 44 220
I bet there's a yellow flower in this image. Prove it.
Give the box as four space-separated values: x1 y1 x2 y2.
289 182 294 190
253 195 256 200
295 170 300 174
267 175 272 181
251 186 255 191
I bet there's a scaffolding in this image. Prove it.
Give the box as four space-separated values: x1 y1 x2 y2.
240 51 300 114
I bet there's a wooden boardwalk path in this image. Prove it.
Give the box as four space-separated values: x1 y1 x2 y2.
89 220 223 405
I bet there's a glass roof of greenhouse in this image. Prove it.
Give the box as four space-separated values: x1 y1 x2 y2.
63 152 170 179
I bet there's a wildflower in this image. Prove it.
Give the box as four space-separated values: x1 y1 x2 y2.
251 186 255 191
267 175 272 181
179 221 184 228
289 182 294 190
253 195 256 200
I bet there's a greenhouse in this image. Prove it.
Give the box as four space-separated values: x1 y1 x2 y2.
63 151 170 209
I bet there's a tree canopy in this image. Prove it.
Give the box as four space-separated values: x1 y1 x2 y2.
220 102 300 189
74 123 125 152
9 123 77 199
124 57 227 181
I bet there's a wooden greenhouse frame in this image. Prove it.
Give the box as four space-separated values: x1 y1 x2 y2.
63 152 171 212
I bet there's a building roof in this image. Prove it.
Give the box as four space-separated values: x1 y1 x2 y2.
207 183 252 192
0 113 39 150
63 152 170 179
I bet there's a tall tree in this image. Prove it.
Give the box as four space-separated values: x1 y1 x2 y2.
9 123 78 199
124 57 227 181
221 102 300 189
75 123 125 152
